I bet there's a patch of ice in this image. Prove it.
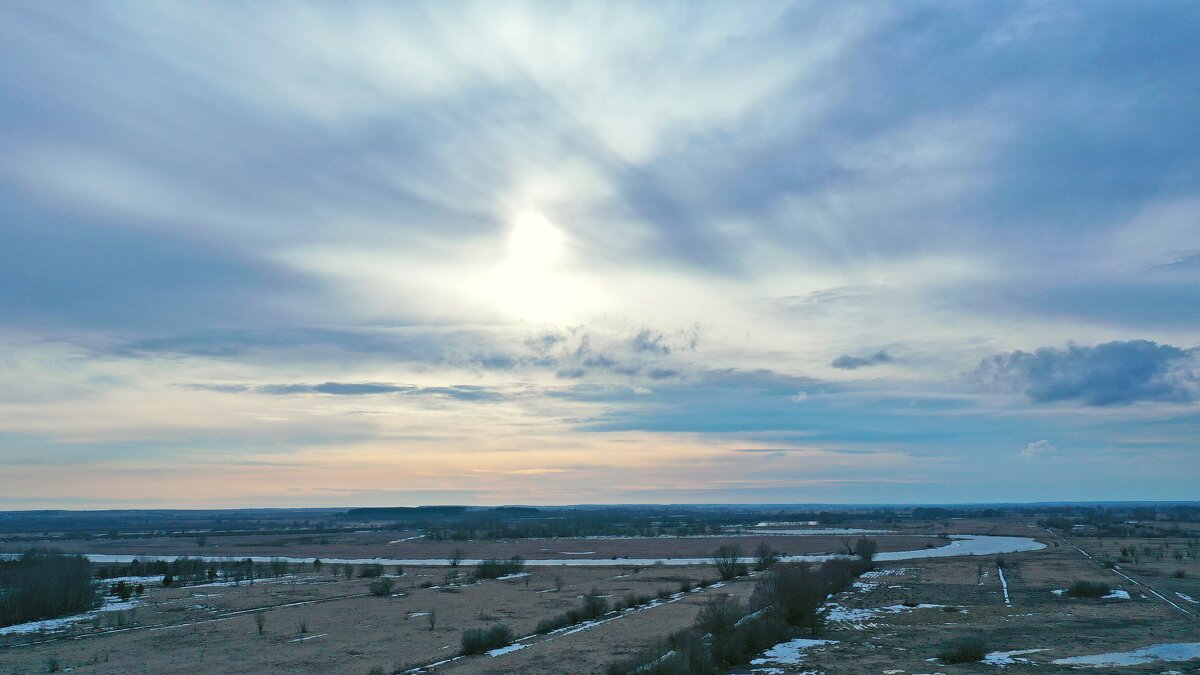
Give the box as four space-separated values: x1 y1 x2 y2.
1176 593 1198 604
824 603 946 627
1051 589 1066 596
487 642 526 657
984 648 1045 666
496 572 530 581
750 638 835 666
1103 589 1130 600
1052 642 1200 666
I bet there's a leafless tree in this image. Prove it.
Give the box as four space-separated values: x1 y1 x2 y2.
712 544 744 581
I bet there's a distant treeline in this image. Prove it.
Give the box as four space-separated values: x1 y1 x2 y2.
0 549 99 628
344 506 911 540
96 556 300 586
1040 504 1200 539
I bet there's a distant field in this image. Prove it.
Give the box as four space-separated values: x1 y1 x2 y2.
3 516 1199 674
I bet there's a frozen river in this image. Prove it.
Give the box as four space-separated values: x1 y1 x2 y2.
0 534 1045 567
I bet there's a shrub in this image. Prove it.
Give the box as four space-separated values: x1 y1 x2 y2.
474 557 525 580
938 636 988 663
1067 581 1110 598
460 624 513 655
1174 569 1186 579
582 588 608 619
359 564 384 578
680 580 693 593
369 578 395 597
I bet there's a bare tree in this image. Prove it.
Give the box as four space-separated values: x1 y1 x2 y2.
754 543 779 570
428 608 436 631
554 575 564 592
712 544 744 581
853 537 878 562
450 549 464 567
254 611 266 635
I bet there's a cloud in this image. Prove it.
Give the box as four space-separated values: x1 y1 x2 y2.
198 381 507 401
831 351 893 369
1021 439 1056 457
974 340 1199 406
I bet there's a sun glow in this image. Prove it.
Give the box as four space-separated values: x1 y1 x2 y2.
508 211 565 269
465 210 601 322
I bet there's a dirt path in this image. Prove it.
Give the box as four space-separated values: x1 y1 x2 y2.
1043 527 1197 620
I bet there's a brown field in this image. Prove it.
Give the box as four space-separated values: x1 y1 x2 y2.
0 531 947 562
2 522 1199 674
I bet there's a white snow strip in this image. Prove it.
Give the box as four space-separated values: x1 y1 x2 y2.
288 632 328 643
1103 589 1130 600
0 597 142 636
984 648 1045 666
998 567 1011 607
1053 642 1200 667
735 608 768 628
1176 593 1198 604
487 643 526 657
632 650 676 673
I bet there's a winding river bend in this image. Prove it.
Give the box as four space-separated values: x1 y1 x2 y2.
2 534 1045 567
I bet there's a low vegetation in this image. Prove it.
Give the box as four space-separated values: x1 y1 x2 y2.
1067 580 1111 598
474 557 525 580
368 578 394 597
535 587 612 633
607 548 877 674
460 624 513 655
938 635 989 664
0 549 100 628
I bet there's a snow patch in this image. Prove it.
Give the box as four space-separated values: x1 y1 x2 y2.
1053 642 1200 667
487 642 526 657
750 638 835 666
984 648 1045 666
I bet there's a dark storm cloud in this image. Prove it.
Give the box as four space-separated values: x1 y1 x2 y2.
974 340 1199 406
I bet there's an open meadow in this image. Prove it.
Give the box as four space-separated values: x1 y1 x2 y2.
3 507 1199 674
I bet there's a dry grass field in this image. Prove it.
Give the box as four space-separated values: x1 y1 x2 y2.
3 521 1199 674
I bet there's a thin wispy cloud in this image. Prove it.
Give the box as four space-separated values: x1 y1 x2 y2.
1 1 1198 506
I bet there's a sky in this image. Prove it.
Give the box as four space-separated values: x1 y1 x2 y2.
1 1 1198 509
